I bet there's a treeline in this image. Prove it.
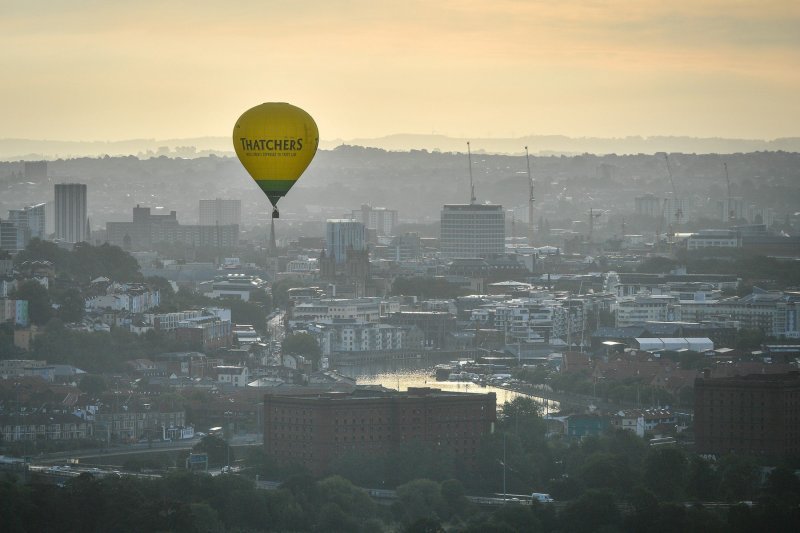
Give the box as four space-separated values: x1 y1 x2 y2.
14 239 142 283
391 276 468 300
26 321 194 372
2 460 798 533
637 249 800 289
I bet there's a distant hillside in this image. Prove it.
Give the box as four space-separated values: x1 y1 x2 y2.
2 134 799 160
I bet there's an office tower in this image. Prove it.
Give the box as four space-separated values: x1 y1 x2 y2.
8 203 46 240
54 183 88 243
351 204 398 237
440 204 505 258
325 219 366 263
0 220 29 253
199 199 242 226
45 201 55 235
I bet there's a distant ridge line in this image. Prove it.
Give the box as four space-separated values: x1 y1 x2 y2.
1 134 799 160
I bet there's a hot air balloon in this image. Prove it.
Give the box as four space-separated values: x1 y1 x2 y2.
233 102 319 218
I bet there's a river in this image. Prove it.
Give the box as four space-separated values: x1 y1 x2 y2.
334 358 559 412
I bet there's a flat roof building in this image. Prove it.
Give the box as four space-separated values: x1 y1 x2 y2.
440 204 505 259
55 183 88 243
264 387 496 476
694 372 800 458
199 199 242 227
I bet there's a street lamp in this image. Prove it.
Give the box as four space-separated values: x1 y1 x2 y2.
224 410 233 469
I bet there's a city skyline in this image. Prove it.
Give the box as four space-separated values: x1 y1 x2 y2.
1 1 798 143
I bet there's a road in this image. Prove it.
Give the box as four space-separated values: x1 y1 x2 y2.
266 311 285 341
30 434 263 465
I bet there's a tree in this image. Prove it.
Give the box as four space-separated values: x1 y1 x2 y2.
499 397 545 447
440 478 473 520
13 238 68 267
193 435 233 467
560 490 621 533
270 278 307 308
763 467 800 506
11 280 51 325
405 517 446 533
72 242 142 281
225 298 267 333
56 287 85 323
396 479 445 525
637 256 678 274
282 332 321 367
734 328 766 350
391 277 467 299
644 447 688 501
687 455 720 501
78 374 108 397
718 455 758 501
315 476 376 524
578 452 622 493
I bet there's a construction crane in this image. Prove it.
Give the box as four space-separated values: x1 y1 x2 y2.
724 162 735 223
525 146 535 246
467 141 476 204
655 198 668 252
663 154 682 228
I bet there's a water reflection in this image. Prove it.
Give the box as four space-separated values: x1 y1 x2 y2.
335 358 558 411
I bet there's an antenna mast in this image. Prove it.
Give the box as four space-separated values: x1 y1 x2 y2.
467 141 476 204
526 146 535 246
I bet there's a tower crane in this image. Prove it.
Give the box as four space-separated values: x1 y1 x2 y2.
525 146 535 246
467 141 476 205
724 162 735 223
663 154 682 228
655 198 668 252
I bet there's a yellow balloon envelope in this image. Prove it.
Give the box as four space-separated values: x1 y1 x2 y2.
233 102 319 217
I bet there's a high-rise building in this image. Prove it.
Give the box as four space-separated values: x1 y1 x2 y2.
746 205 775 227
199 199 242 226
351 204 398 237
326 219 366 264
54 183 88 243
634 194 663 218
440 204 505 258
8 203 46 240
0 220 29 253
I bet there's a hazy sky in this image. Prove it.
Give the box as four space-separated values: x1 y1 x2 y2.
2 0 798 141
